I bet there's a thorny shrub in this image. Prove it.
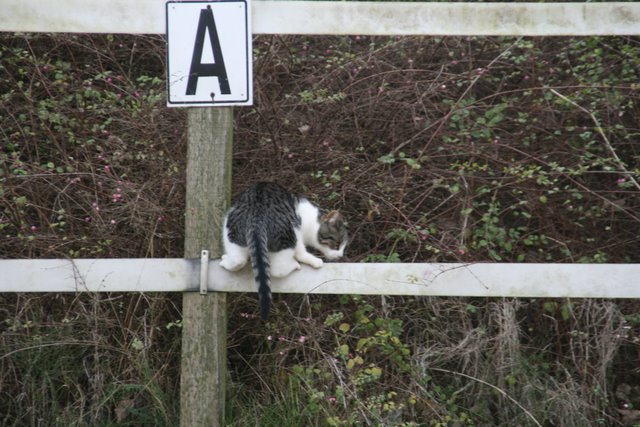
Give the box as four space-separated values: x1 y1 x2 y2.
1 33 639 426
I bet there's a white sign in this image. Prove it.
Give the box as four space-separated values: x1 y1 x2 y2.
166 0 252 107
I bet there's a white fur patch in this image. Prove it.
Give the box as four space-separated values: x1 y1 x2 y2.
296 199 322 247
219 216 249 271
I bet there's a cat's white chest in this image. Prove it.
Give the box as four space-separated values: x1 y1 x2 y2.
295 199 321 246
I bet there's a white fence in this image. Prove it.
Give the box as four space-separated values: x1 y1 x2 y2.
2 259 639 298
2 3 639 425
1 1 639 297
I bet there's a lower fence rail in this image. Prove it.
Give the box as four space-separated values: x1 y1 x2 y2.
2 259 638 298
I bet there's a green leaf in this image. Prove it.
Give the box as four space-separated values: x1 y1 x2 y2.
337 344 350 357
404 157 421 170
543 301 558 313
365 365 382 378
377 154 395 164
131 338 144 350
561 303 574 321
356 338 370 351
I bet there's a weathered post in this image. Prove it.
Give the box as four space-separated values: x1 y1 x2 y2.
180 107 233 426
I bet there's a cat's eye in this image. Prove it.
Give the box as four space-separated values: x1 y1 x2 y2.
320 236 339 249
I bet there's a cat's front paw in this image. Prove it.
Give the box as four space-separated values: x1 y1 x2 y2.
307 257 324 269
296 251 324 269
324 249 344 260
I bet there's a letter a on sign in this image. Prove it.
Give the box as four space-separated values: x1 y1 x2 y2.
166 1 252 106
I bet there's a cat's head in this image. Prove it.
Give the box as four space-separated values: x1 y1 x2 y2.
318 210 349 259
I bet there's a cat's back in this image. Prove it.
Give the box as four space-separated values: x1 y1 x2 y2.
231 182 298 214
226 182 301 247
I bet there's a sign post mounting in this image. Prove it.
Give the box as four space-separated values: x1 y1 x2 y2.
166 0 252 106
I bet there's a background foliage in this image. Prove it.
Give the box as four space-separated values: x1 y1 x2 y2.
1 32 639 426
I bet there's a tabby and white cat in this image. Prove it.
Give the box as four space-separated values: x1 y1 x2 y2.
220 182 349 319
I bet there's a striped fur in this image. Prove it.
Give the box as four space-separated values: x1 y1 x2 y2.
247 226 271 320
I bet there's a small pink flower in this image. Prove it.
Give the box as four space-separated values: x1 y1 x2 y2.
298 336 307 343
327 397 337 404
267 335 273 341
30 225 37 232
110 219 116 225
617 178 626 184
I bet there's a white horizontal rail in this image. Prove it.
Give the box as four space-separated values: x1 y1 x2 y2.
1 259 639 298
1 1 639 36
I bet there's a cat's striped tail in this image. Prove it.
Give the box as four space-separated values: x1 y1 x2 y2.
247 225 271 320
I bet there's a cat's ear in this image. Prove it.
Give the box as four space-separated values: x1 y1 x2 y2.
320 211 347 231
322 210 344 227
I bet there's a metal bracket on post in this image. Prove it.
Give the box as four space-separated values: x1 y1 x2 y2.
199 249 209 295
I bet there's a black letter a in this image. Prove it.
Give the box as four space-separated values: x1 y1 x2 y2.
186 6 230 96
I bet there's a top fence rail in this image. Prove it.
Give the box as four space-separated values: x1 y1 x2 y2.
1 1 639 36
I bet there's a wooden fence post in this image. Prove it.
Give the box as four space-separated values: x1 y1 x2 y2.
180 107 233 426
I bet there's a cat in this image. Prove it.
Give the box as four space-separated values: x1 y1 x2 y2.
219 182 349 320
